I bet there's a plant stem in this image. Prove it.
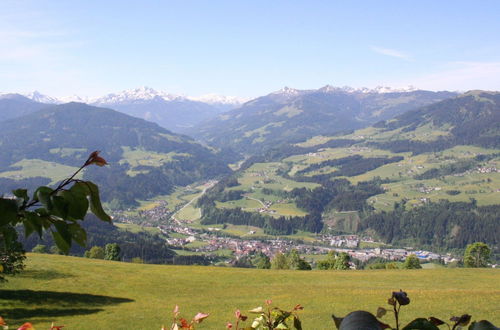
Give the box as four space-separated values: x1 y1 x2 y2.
393 303 399 330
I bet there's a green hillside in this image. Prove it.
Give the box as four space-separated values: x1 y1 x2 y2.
1 254 498 329
194 91 499 252
192 87 456 154
0 102 231 206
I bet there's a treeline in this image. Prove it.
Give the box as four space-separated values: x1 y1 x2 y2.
361 200 499 251
21 215 177 264
415 159 476 180
295 155 404 177
199 207 323 235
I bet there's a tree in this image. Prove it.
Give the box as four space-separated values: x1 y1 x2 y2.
464 242 491 268
252 252 271 269
31 244 48 254
87 246 105 259
317 251 337 270
403 254 422 269
105 243 121 261
296 258 312 270
334 252 351 270
271 252 289 270
286 249 301 269
0 151 110 281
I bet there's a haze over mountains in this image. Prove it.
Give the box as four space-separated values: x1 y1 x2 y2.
0 87 246 133
190 86 458 153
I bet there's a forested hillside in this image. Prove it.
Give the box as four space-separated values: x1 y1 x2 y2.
0 102 231 206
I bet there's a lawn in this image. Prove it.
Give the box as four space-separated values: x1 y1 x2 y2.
1 254 498 329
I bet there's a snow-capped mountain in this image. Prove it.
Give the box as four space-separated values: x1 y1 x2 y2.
273 85 419 96
23 91 60 104
92 86 183 105
188 93 248 106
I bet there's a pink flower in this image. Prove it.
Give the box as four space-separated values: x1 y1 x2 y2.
226 322 233 329
193 312 209 323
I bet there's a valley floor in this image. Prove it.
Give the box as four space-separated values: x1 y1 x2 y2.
1 254 499 329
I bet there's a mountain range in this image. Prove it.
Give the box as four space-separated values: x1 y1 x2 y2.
190 86 458 153
0 87 246 133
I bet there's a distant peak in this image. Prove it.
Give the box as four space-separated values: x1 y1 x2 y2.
23 91 60 104
188 93 249 105
92 87 184 105
318 85 419 94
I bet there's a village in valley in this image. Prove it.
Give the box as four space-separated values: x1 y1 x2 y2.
113 188 459 269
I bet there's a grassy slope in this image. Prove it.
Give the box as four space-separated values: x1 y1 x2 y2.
1 254 499 329
284 144 500 212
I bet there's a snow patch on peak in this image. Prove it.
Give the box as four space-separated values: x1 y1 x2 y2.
24 91 60 104
189 93 249 105
318 85 419 94
92 86 184 105
273 86 301 95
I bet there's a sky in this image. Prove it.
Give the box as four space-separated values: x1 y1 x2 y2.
1 0 499 98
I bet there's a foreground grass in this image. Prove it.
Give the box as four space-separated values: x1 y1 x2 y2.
1 254 499 329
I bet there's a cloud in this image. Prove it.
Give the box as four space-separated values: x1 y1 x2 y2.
410 61 500 91
371 46 411 60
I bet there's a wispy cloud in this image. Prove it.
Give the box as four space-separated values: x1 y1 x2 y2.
403 61 500 92
371 46 411 60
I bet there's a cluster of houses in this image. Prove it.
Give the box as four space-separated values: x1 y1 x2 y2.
154 220 459 266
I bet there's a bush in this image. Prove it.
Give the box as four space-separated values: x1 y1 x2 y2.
31 244 48 254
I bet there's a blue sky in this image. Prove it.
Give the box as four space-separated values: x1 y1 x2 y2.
1 0 499 98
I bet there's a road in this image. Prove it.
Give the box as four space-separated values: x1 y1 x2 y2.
171 180 217 224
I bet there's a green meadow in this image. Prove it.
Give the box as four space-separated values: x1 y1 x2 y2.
1 254 499 329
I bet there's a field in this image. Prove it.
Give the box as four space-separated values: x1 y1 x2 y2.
0 159 83 184
1 254 499 329
283 144 500 212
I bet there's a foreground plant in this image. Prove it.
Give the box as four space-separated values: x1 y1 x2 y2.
163 305 209 329
0 151 111 281
228 300 303 329
332 290 499 330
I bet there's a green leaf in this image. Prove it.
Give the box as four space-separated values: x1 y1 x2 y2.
0 198 18 226
1 225 18 248
469 321 500 330
35 186 54 210
73 181 111 222
68 223 87 247
12 188 29 207
65 188 89 220
402 318 440 330
51 195 69 219
23 212 43 238
52 222 72 253
51 230 70 254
